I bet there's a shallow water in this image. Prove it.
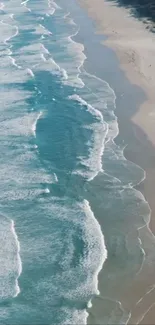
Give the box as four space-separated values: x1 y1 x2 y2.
0 0 154 324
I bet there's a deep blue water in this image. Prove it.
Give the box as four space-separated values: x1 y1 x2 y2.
0 0 153 324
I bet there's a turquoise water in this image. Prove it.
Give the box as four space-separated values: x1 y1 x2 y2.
0 0 153 324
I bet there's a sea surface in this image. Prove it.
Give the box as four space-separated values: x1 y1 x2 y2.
0 0 153 324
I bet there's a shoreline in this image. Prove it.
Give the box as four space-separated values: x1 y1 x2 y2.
58 0 155 322
77 0 155 190
75 0 155 324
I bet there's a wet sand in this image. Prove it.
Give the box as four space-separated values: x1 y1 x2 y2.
78 0 155 146
77 0 155 323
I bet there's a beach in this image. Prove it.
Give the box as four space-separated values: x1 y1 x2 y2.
1 0 155 323
76 0 155 323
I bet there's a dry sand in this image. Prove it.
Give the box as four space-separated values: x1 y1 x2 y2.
77 0 155 324
79 0 155 145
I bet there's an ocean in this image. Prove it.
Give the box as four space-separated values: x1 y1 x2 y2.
0 0 153 324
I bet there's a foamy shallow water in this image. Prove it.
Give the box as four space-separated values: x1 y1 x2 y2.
0 0 154 324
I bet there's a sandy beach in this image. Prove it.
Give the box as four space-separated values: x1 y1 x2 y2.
78 0 155 145
77 0 155 323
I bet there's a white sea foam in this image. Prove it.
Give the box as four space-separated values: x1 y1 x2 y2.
46 7 55 16
68 94 103 122
9 13 14 19
82 199 107 289
0 113 41 137
21 0 29 4
33 24 52 36
32 54 69 80
6 48 12 55
39 13 85 87
0 4 107 324
0 57 33 84
81 68 116 105
39 24 52 35
0 188 51 201
39 198 107 325
68 94 108 180
5 198 101 325
38 198 107 307
0 88 32 114
40 53 46 62
78 68 154 324
14 42 53 70
8 56 22 69
1 21 19 44
26 0 56 15
41 43 50 54
51 0 61 9
64 12 76 26
3 2 28 15
0 21 16 43
0 163 54 188
21 0 30 9
63 308 88 325
61 67 68 80
0 132 57 200
81 70 120 145
32 111 43 137
0 216 21 299
27 68 34 77
44 188 50 193
0 3 150 325
5 3 84 89
60 29 86 88
87 300 92 308
54 173 58 182
11 220 22 297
